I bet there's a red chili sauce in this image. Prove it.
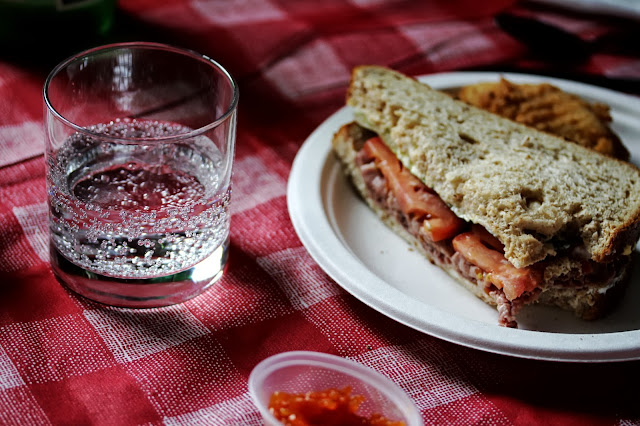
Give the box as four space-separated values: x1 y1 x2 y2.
267 386 406 426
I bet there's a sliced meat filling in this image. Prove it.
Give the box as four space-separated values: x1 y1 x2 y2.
358 152 457 266
356 136 541 326
356 136 626 326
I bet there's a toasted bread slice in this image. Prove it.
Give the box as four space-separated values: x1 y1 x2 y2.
456 78 630 161
346 65 640 269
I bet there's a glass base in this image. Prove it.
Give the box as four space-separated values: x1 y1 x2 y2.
50 237 229 308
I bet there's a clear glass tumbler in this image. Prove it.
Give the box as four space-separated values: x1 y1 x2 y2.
44 42 238 308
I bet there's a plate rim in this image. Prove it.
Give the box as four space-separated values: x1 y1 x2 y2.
287 71 640 363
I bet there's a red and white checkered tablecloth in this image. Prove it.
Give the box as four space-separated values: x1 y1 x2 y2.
1 0 640 424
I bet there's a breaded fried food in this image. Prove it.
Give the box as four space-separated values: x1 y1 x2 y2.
456 78 629 160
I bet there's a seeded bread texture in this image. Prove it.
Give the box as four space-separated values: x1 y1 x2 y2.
347 65 640 268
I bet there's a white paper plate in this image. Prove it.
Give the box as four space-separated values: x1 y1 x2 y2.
287 71 640 362
531 0 640 21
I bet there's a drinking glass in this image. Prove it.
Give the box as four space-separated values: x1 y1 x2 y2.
44 42 238 307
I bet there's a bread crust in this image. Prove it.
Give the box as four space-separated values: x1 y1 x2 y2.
346 65 640 268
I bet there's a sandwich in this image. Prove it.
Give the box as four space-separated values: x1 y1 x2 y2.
332 66 640 327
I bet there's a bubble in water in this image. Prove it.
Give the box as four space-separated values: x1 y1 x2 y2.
48 118 230 279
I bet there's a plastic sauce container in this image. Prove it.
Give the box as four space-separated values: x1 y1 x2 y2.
248 351 423 426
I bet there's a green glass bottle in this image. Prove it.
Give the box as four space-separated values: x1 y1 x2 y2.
0 0 116 59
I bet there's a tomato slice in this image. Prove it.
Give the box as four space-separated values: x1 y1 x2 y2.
452 226 542 300
362 137 464 241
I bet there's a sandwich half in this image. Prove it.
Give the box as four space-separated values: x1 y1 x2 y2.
332 66 640 327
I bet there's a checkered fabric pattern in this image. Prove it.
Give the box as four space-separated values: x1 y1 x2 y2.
1 0 640 424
